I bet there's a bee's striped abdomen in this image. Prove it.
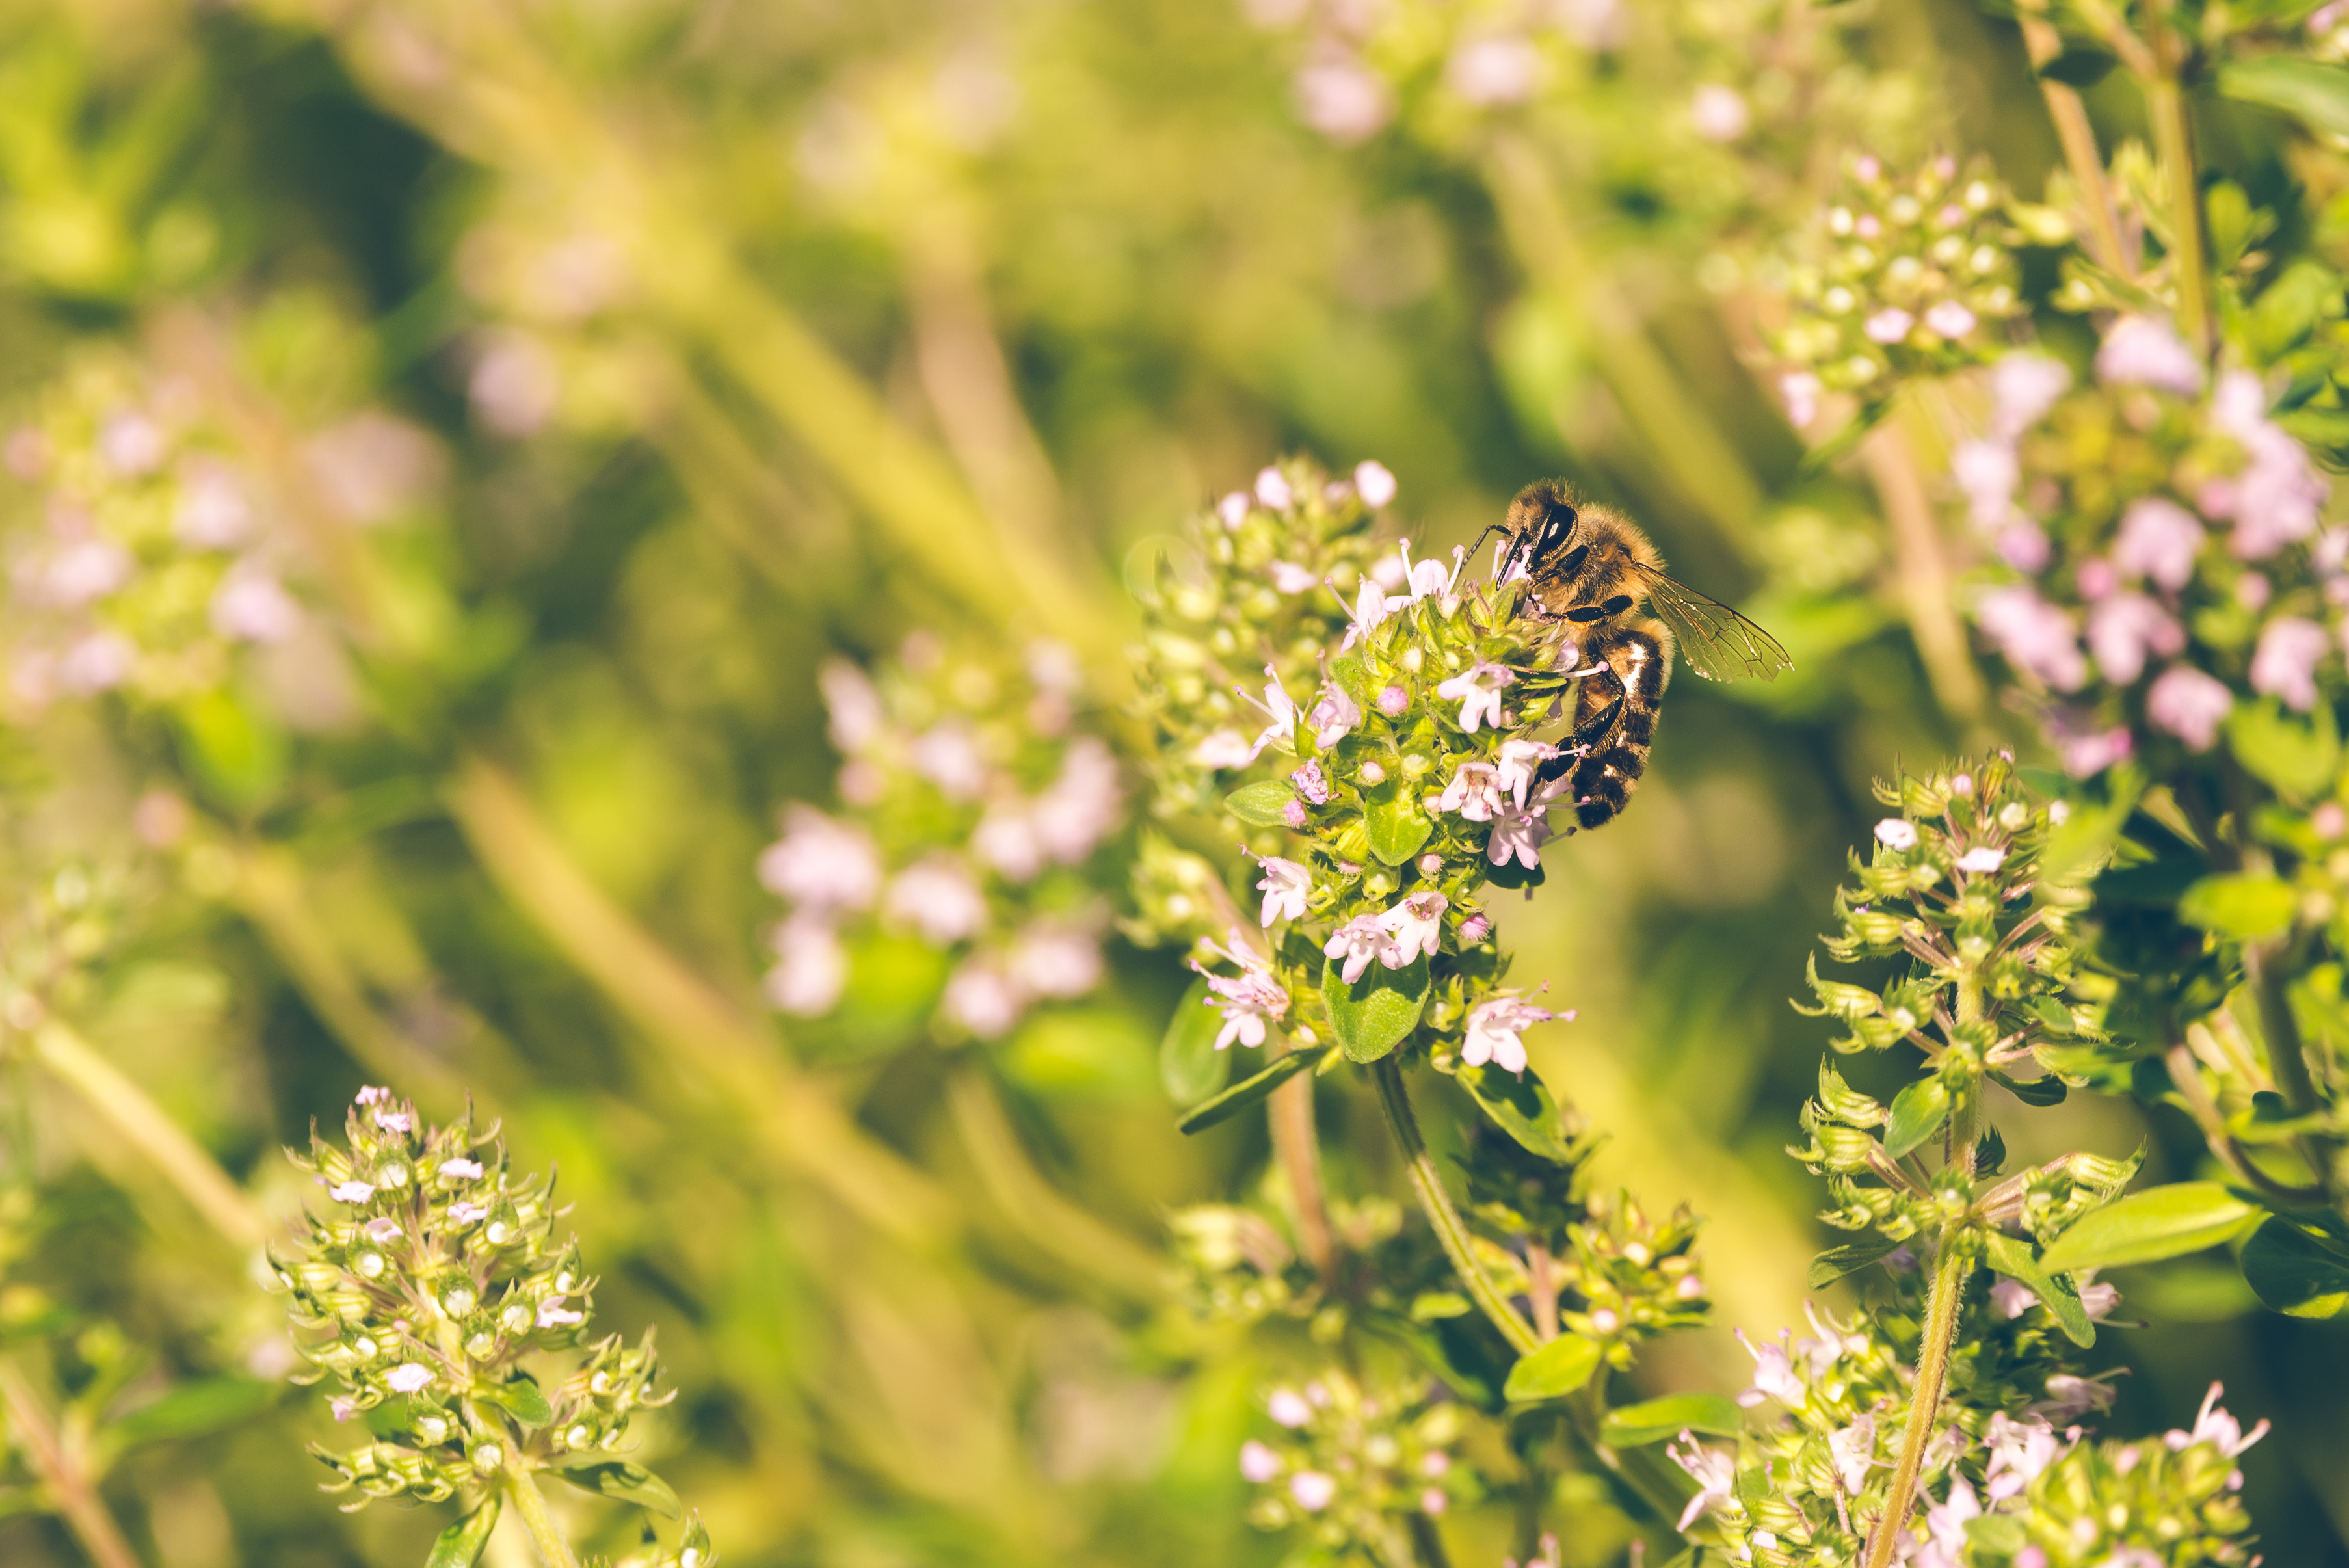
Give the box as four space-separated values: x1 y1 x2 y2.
1569 625 1669 831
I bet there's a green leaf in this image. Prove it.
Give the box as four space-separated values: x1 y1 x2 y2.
2039 1182 2259 1275
2240 1215 2349 1318
1177 1048 1317 1134
2225 698 2340 803
1807 1234 1905 1288
2178 873 2298 940
544 1457 682 1518
1329 655 1374 708
1502 1333 1602 1403
1409 1291 1471 1321
1321 954 1431 1064
1883 1077 1950 1160
102 1377 274 1452
2036 48 2117 88
1159 978 1232 1104
1990 1069 2068 1107
1982 1232 2096 1348
483 1376 553 1429
1600 1394 1743 1448
171 687 289 813
2039 764 2142 884
2216 55 2349 140
1364 788 1433 866
427 1496 503 1568
1223 780 1296 827
1965 1514 2030 1555
1456 1061 1576 1162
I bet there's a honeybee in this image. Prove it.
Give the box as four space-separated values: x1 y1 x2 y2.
1482 481 1792 831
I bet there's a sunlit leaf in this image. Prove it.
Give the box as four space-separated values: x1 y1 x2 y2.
1178 1048 1317 1134
1502 1333 1602 1403
1160 978 1232 1104
427 1497 502 1568
1223 780 1296 827
545 1456 682 1517
2039 1183 2259 1275
2240 1215 2349 1318
1321 954 1430 1063
1600 1394 1742 1447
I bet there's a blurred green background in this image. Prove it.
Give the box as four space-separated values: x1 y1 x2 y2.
0 0 2343 1563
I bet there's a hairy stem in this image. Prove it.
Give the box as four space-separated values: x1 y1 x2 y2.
1863 1239 1968 1568
2020 16 2129 275
1371 1057 1540 1355
31 1020 264 1252
0 1358 145 1568
1269 1050 1336 1279
507 1470 583 1568
1526 1245 1561 1343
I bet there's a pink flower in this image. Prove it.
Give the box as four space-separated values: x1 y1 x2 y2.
1976 586 2088 690
1295 60 1390 144
1267 1388 1312 1428
1216 492 1249 529
1493 739 1560 808
2146 665 2235 750
1997 522 2052 572
1875 818 1918 850
1989 353 2073 438
2168 1381 2270 1458
1666 1433 1736 1531
943 957 1025 1037
886 857 989 946
330 1180 377 1203
1463 992 1557 1074
1377 892 1447 965
36 537 134 606
1323 915 1385 984
386 1362 434 1394
1237 665 1299 760
1951 439 2019 531
1249 853 1312 925
1828 1413 1876 1495
2035 1372 2121 1422
1956 846 2005 873
1007 924 1103 999
1254 467 1294 510
764 916 847 1016
1734 1328 1804 1408
1990 1278 2038 1319
1308 682 1360 746
1984 1411 2065 1501
1438 760 1503 821
1191 729 1255 769
440 1158 484 1181
174 462 254 548
1354 460 1398 507
1288 1470 1338 1511
1690 83 1750 141
2213 371 2328 559
1487 780 1563 869
1780 371 1822 429
1288 760 1331 804
1269 560 1318 594
1190 933 1289 1049
211 572 302 644
536 1299 585 1329
1238 1440 1282 1482
1449 37 1539 105
1435 661 1515 732
817 659 885 752
2086 593 2184 684
2114 497 2205 590
911 721 989 799
1033 737 1122 863
1923 1475 1981 1565
2251 616 2329 711
56 631 137 695
759 806 881 913
2096 316 2202 393
1865 307 1916 345
1923 300 1977 338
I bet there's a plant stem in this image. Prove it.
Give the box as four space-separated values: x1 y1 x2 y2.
2019 16 2130 276
2244 942 2322 1116
1269 1047 1336 1280
2143 3 2211 352
1407 1511 1454 1568
1370 1057 1541 1356
1863 418 1989 731
1862 1238 1968 1568
31 1019 265 1253
507 1470 583 1568
0 1357 146 1568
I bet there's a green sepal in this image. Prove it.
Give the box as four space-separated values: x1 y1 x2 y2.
1321 954 1431 1063
1177 1049 1318 1134
544 1455 683 1518
427 1496 503 1568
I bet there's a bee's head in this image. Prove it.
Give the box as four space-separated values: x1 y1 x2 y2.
1504 481 1578 563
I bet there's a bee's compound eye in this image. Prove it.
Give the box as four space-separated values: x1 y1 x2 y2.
1543 505 1577 546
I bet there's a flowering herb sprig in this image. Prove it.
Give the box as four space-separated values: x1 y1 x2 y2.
274 1087 712 1568
758 631 1122 1043
1238 1369 1476 1565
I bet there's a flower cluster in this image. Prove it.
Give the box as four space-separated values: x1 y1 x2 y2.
272 1087 699 1548
1238 1370 1477 1549
1132 454 1396 819
1959 319 2337 775
0 347 436 717
1770 155 2039 428
758 633 1122 1039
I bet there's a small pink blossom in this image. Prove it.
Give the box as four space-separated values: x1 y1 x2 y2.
1268 1388 1312 1428
1376 684 1409 715
2114 498 2204 591
1438 760 1504 821
911 721 989 799
1667 1433 1736 1531
56 631 135 695
1951 439 2019 531
1191 728 1255 769
1217 492 1249 529
2213 371 2329 559
1828 1413 1876 1495
2168 1381 2270 1458
2251 615 2329 711
211 572 302 644
1377 892 1446 965
1254 466 1294 510
1690 83 1749 142
1984 1411 2065 1501
1780 371 1822 429
817 659 885 752
1923 300 1976 338
1956 846 2005 873
1435 661 1514 732
386 1362 434 1394
1487 780 1564 868
1269 561 1318 594
1463 992 1558 1074
1239 1440 1282 1482
943 957 1024 1038
1997 522 2052 572
2146 665 2235 750
1734 1328 1803 1408
450 1201 489 1225
2036 1372 2121 1422
330 1180 377 1203
1249 852 1312 925
1448 36 1542 106
1976 586 2088 691
1874 818 1918 851
1295 59 1390 144
1308 682 1360 746
1493 739 1559 808
1289 760 1331 803
764 916 847 1016
1008 924 1103 999
1991 353 2073 438
1353 460 1397 507
440 1158 484 1181
2086 592 2184 685
1288 1470 1338 1511
1237 665 1299 760
1323 915 1385 984
2096 315 2203 393
537 1299 586 1329
759 806 881 913
886 857 989 946
1190 933 1289 1049
1864 307 1915 345
1990 1277 2038 1319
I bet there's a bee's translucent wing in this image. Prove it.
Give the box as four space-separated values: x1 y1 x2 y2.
1630 565 1792 683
